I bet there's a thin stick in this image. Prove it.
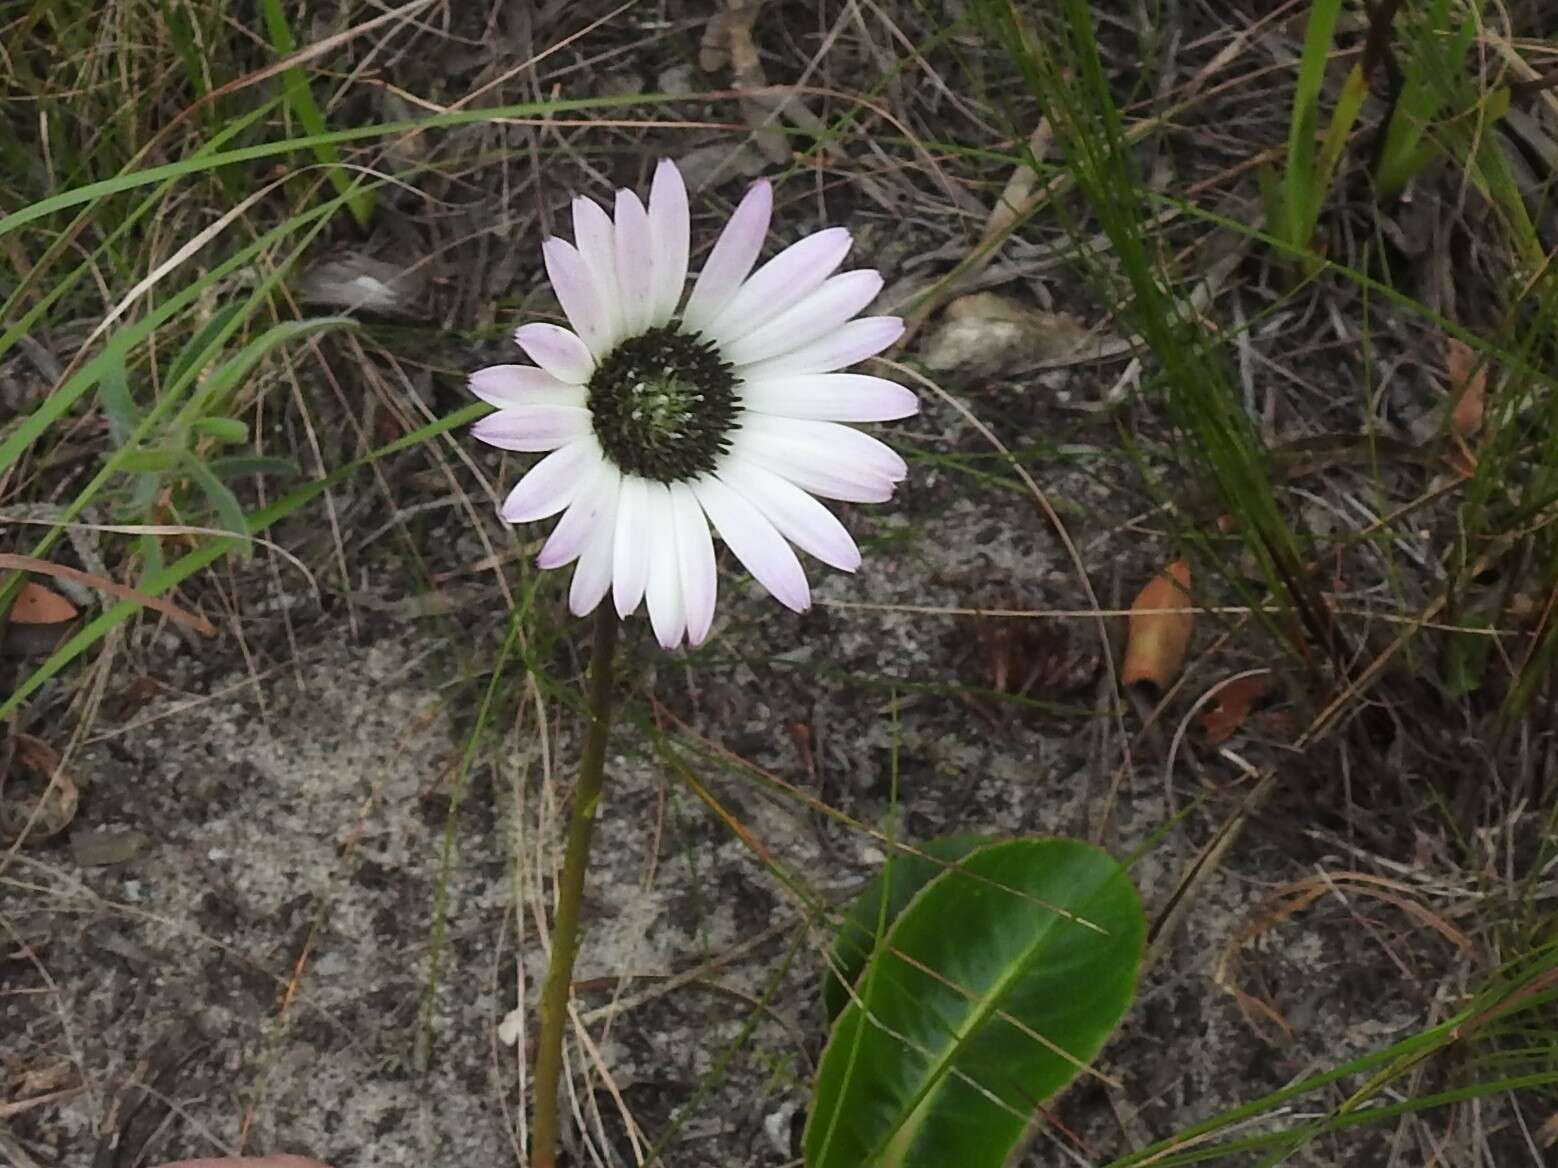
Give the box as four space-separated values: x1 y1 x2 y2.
530 604 619 1168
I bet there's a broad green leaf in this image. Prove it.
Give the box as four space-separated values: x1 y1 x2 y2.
97 353 140 446
117 448 181 474
823 834 989 1023
181 452 250 552
207 455 299 480
806 838 1144 1168
192 416 250 444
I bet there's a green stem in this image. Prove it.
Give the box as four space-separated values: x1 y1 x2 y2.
531 603 619 1168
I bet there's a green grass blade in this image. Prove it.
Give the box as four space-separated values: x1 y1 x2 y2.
258 0 373 229
1285 0 1345 241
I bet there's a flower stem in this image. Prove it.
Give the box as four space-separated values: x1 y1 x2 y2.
530 603 619 1168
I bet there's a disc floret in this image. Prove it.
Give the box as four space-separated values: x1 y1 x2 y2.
586 324 739 483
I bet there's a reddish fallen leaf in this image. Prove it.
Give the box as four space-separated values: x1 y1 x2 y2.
1537 1108 1558 1149
1445 443 1478 479
1195 671 1277 745
1122 559 1194 692
11 580 77 624
1444 336 1488 439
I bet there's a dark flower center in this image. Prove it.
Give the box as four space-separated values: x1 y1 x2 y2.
587 325 739 483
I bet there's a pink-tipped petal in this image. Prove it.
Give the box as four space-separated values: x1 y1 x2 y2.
670 484 718 646
737 316 905 379
691 475 810 613
647 160 690 326
731 428 897 503
573 196 622 348
568 474 621 616
701 227 852 348
514 323 594 385
749 415 907 481
643 483 687 647
537 460 617 569
720 271 884 367
682 180 772 334
471 404 591 452
718 459 861 572
542 238 612 357
739 373 919 422
468 365 586 409
611 475 652 617
613 190 655 336
500 440 601 523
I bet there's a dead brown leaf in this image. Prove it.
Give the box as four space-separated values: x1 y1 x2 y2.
0 733 79 843
1122 559 1194 691
1195 670 1277 745
699 2 788 165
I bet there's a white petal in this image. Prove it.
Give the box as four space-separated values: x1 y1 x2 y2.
543 239 612 358
736 316 905 379
691 475 810 613
613 189 655 336
643 483 686 648
745 414 907 481
647 160 689 327
569 473 622 616
739 373 918 422
682 179 772 334
514 323 594 384
721 271 883 367
718 459 860 572
538 460 618 570
701 227 851 348
730 428 897 503
612 475 653 617
468 365 586 409
471 404 591 452
670 484 717 646
501 440 601 524
573 196 622 349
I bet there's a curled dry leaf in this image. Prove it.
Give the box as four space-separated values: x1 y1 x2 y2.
919 292 1103 379
1195 670 1277 745
295 252 425 317
0 733 80 843
1122 559 1194 692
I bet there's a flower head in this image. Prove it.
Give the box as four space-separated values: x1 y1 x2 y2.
470 160 916 648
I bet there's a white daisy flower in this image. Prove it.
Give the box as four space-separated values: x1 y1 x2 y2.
469 159 916 649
